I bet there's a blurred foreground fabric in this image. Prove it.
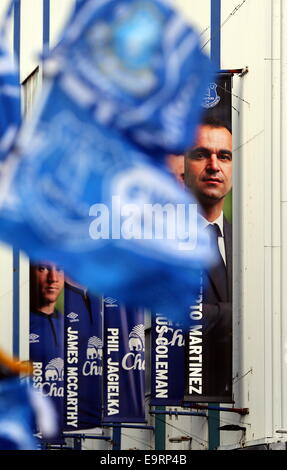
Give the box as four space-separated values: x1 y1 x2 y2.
0 0 214 323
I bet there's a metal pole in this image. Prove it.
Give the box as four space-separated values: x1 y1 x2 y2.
103 424 154 431
12 0 21 359
155 405 165 451
183 404 249 415
208 0 221 449
62 433 111 440
150 410 207 418
211 0 221 69
43 0 50 52
112 426 121 451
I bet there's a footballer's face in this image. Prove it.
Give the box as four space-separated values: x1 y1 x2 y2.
30 262 64 308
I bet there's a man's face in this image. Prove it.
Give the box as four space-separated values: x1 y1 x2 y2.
185 125 232 204
31 263 64 307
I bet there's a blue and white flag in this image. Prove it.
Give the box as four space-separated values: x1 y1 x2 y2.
0 379 37 450
0 0 213 322
0 2 21 162
64 283 103 430
74 0 87 13
103 298 145 423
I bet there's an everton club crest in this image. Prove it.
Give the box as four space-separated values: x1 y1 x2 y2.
202 83 221 109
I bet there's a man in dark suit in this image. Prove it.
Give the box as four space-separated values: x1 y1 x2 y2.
184 117 233 401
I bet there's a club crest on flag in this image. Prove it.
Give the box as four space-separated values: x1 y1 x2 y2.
88 1 163 94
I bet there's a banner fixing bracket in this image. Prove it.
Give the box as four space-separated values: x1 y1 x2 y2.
183 404 249 416
150 410 207 418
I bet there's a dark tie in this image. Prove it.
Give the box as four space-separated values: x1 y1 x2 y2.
206 223 228 301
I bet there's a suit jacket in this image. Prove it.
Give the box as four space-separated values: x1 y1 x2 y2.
202 216 233 402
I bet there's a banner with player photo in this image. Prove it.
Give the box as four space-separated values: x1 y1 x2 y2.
64 283 103 430
103 299 145 423
29 263 103 432
184 73 233 403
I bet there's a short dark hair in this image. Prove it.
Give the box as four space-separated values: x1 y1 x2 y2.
200 116 232 135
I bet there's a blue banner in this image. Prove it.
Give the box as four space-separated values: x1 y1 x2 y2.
184 75 233 403
103 298 145 423
29 308 65 431
151 312 185 406
64 283 103 430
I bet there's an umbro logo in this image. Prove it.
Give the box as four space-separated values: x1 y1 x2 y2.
104 297 118 307
29 333 40 343
67 312 79 322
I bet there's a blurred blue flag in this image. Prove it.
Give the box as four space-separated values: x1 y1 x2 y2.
0 2 21 162
74 0 87 13
0 379 37 450
44 0 212 160
0 0 214 322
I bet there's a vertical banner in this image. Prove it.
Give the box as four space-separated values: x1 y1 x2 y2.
29 263 103 432
150 313 185 406
29 263 65 430
184 74 233 403
103 298 145 423
64 283 103 430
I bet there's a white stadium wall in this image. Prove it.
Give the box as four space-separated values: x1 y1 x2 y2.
221 0 287 449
